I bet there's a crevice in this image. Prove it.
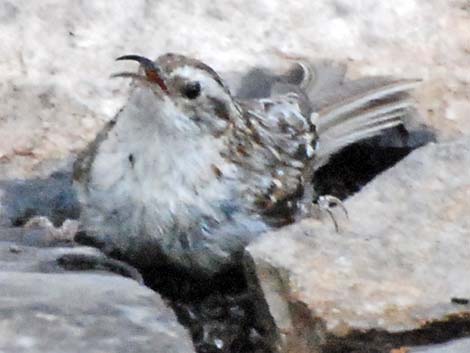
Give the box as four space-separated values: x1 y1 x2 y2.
314 127 435 200
286 300 328 353
56 253 144 284
142 265 272 353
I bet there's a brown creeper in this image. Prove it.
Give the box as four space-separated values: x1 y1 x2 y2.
73 53 418 276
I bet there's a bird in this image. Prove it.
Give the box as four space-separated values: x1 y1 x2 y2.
73 53 418 276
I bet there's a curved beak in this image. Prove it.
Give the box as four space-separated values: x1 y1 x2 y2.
113 55 168 93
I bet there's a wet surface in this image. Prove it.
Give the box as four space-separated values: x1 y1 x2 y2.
143 266 271 353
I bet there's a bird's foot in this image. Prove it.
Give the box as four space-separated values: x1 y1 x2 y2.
314 195 348 232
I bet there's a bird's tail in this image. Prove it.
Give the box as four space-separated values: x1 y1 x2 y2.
295 61 420 169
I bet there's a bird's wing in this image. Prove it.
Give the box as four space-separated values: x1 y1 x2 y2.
231 94 316 226
231 60 419 225
72 117 117 187
280 60 420 169
236 60 420 170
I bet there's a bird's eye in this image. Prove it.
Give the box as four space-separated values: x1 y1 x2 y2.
181 81 201 99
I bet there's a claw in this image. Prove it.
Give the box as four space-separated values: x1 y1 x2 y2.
316 195 348 232
317 195 348 219
325 208 339 232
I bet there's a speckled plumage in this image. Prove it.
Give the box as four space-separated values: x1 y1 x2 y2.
74 53 418 275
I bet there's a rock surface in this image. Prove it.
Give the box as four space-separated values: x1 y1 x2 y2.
0 225 194 353
245 137 470 353
0 172 79 227
1 0 469 178
410 338 470 353
0 272 193 353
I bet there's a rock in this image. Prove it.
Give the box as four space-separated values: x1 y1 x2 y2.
245 137 470 353
410 338 470 352
1 0 468 179
0 239 143 283
0 172 79 227
0 220 193 353
0 272 194 353
0 216 81 252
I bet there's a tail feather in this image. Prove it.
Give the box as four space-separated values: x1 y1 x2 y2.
324 112 404 143
307 66 420 169
316 80 419 131
284 61 420 166
316 100 413 137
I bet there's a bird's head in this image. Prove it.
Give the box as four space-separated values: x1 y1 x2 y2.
114 53 240 136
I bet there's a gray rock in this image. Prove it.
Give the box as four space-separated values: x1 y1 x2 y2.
0 218 77 247
0 240 144 283
0 272 194 353
245 137 470 353
0 218 143 282
0 221 193 353
0 171 79 227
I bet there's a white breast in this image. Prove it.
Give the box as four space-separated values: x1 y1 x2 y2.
84 87 238 241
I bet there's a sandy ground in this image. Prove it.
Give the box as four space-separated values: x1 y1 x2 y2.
0 0 469 178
